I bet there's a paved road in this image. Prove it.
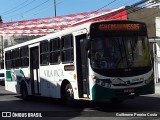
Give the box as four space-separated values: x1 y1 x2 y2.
0 86 160 120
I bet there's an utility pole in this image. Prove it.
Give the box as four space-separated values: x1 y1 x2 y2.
0 36 3 69
54 0 56 17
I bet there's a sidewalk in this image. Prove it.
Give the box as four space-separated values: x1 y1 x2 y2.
155 83 160 94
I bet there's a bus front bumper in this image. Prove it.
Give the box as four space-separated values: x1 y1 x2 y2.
91 80 155 101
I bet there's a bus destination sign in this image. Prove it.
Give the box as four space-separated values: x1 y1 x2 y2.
98 24 140 31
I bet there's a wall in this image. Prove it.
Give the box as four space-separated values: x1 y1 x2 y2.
127 7 160 37
156 17 160 37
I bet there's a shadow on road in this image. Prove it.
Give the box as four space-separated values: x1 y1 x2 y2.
0 87 160 118
75 95 160 113
11 94 160 113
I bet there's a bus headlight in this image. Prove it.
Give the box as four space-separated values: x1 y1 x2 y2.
91 75 98 82
97 79 111 88
105 83 111 88
145 74 154 84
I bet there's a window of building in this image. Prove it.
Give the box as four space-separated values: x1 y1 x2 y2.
153 5 160 8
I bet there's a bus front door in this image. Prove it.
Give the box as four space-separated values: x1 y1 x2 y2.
30 46 40 95
75 33 90 98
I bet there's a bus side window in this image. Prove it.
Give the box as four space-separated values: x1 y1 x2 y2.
5 51 12 69
50 38 61 64
61 34 74 63
10 48 21 69
15 48 21 68
11 50 15 68
20 46 29 67
40 40 49 65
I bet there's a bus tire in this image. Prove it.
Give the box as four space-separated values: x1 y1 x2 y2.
63 83 75 106
21 84 28 100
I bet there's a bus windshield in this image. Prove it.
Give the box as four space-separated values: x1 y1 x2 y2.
91 36 151 75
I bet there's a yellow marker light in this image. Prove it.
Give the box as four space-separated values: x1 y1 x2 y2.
74 74 77 80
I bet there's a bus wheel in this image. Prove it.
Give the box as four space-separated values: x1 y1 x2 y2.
64 83 74 106
21 85 28 100
110 98 124 105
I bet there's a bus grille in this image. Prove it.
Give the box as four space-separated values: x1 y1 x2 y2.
112 81 143 86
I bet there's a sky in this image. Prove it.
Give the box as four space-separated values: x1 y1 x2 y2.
0 0 141 22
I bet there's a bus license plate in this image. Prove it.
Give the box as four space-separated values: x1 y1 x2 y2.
124 89 134 93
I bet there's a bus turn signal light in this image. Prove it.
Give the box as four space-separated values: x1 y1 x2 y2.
74 74 77 80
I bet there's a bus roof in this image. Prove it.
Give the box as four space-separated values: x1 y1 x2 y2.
4 22 92 51
4 20 145 51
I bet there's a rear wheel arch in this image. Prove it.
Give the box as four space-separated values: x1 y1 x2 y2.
61 80 75 103
61 79 70 98
61 79 75 106
20 81 27 92
20 80 28 100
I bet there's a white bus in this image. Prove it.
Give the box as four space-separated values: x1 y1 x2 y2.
4 20 154 104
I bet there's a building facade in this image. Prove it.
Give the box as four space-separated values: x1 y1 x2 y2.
146 0 160 8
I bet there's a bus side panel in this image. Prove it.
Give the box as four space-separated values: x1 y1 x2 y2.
39 64 78 99
52 64 64 98
5 68 30 94
18 67 32 95
54 64 78 99
40 65 56 97
5 79 18 93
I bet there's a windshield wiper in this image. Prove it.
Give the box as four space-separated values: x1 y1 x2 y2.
122 38 130 68
117 39 123 61
130 39 135 61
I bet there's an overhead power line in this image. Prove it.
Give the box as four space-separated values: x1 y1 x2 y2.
1 0 37 16
4 0 50 19
131 0 149 7
16 0 64 20
92 0 153 20
31 0 64 17
119 1 157 19
0 0 29 15
96 0 117 11
1 0 155 22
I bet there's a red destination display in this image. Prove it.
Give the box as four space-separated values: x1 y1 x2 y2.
98 24 140 31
